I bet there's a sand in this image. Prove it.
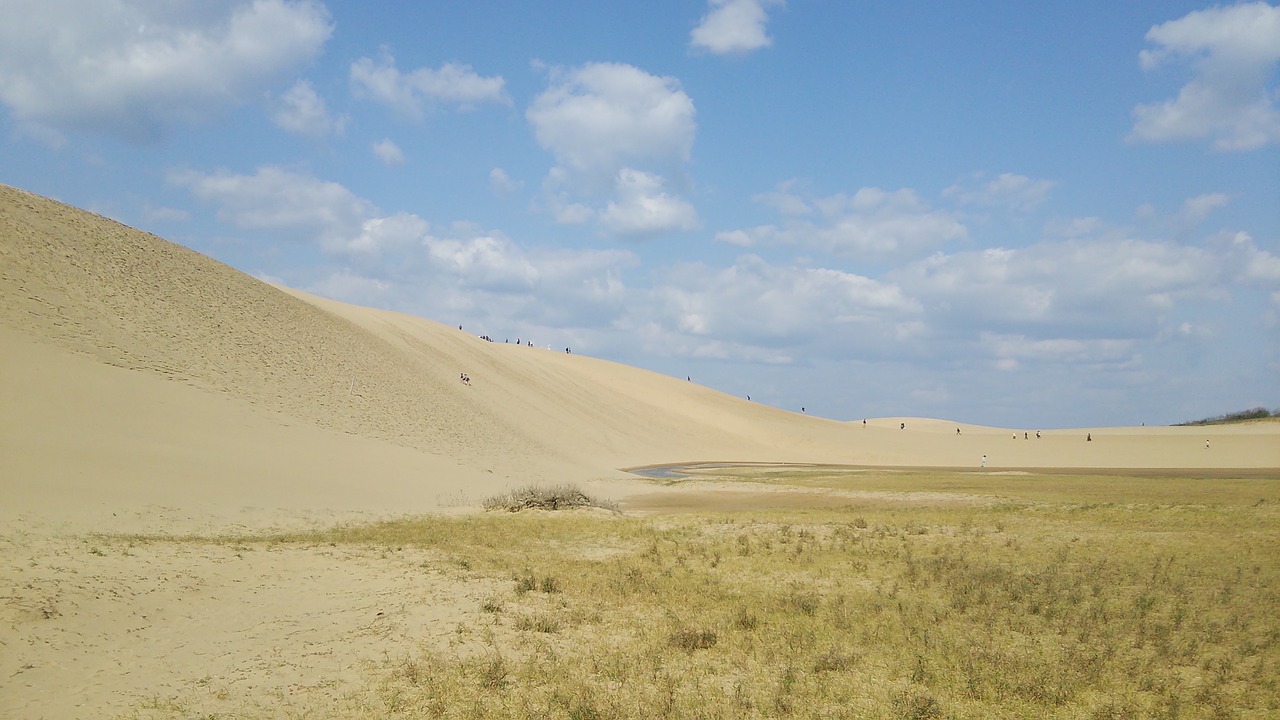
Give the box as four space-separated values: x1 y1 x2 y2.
2 183 1277 717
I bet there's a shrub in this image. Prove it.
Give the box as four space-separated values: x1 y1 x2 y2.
483 484 617 512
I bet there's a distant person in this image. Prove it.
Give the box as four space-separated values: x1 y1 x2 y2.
1205 439 1210 449
1087 433 1092 442
1036 430 1041 439
863 419 867 427
747 395 751 401
1024 432 1028 440
981 454 987 467
900 422 905 430
802 407 805 413
957 428 961 435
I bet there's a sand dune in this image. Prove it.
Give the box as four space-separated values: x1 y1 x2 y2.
2 185 1278 718
3 182 1278 532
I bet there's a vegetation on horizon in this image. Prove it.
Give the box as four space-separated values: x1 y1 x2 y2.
1175 406 1278 426
119 468 1279 719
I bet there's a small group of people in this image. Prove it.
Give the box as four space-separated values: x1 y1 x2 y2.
460 323 581 355
459 372 471 385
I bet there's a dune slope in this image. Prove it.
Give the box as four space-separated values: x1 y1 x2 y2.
2 183 1277 529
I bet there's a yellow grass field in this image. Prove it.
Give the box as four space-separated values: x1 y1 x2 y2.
2 184 1277 718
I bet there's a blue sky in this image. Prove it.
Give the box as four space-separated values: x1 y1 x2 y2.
2 0 1278 428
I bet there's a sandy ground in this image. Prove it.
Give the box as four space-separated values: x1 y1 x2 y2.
2 184 1278 718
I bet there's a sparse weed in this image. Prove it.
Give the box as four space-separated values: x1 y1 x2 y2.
119 466 1280 719
514 613 561 633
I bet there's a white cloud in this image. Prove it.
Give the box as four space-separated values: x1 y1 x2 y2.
174 166 638 330
1179 192 1229 223
423 233 633 300
271 80 345 138
943 172 1055 213
552 201 595 226
172 165 374 247
642 254 920 361
982 333 1137 371
345 212 428 257
350 51 510 118
308 269 392 307
599 168 699 236
753 179 812 215
527 62 696 188
372 138 405 165
0 0 332 141
720 184 966 260
1217 231 1280 284
488 167 524 197
896 237 1223 340
1131 1 1280 150
319 228 637 332
690 0 784 55
423 234 541 291
527 62 699 237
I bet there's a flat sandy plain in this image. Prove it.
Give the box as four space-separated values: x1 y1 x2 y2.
2 184 1278 718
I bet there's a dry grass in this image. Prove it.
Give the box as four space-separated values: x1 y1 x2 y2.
121 468 1280 719
482 484 618 513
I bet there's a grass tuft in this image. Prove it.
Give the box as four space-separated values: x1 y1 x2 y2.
669 627 718 651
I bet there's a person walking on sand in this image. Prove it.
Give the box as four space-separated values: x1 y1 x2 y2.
981 454 987 468
1206 439 1210 449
